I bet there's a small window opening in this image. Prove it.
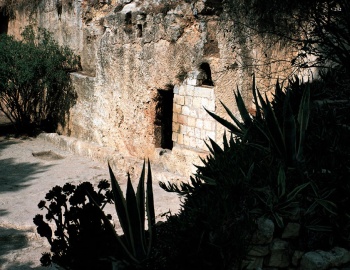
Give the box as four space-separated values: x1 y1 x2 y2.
200 62 214 86
137 24 142 37
0 9 9 34
154 88 174 150
125 12 132 25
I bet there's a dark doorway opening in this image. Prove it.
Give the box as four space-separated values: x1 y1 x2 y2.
125 12 132 25
0 9 9 34
200 62 214 86
137 24 142 37
154 88 173 150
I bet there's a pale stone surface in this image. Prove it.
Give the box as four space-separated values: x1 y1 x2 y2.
5 0 299 177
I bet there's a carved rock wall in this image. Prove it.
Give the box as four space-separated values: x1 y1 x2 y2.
4 0 298 176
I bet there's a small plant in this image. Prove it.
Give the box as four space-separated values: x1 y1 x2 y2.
35 161 156 269
89 160 156 267
33 180 115 269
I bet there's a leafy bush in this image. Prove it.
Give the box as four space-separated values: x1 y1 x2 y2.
0 26 80 134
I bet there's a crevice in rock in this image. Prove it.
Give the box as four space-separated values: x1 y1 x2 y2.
0 8 9 34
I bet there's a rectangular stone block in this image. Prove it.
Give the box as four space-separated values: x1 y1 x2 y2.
204 120 214 131
174 94 185 105
177 133 184 144
196 138 205 150
188 117 196 127
172 112 178 122
192 97 202 109
186 78 200 86
184 96 193 106
201 98 209 108
182 105 191 116
195 128 201 138
189 136 196 147
189 109 198 118
183 135 190 146
196 119 203 129
172 122 180 133
206 99 215 111
184 85 195 96
178 85 184 95
201 129 207 139
193 86 214 99
177 115 188 125
172 132 178 142
173 85 180 94
179 124 187 135
186 126 195 137
173 104 182 114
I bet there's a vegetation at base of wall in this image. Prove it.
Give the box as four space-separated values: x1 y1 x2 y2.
0 26 80 135
34 161 156 270
158 73 350 268
34 180 117 269
34 70 350 269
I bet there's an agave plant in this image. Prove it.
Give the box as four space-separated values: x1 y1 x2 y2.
88 160 155 266
205 75 311 171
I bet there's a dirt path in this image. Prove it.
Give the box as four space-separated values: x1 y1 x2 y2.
0 134 182 269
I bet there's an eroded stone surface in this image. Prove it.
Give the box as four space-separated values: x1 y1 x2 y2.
4 0 301 176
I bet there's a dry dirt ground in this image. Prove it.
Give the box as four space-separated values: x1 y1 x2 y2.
0 116 182 270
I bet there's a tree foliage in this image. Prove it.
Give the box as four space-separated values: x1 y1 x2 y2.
0 26 80 134
225 0 350 75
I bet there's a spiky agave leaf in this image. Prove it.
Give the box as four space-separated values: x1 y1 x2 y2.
108 164 132 250
126 173 142 258
146 160 155 256
297 84 310 162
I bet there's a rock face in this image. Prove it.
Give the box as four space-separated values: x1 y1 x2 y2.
4 0 299 176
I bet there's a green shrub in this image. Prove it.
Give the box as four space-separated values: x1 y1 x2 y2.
0 26 80 134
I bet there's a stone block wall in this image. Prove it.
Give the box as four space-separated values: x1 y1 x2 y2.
172 83 215 151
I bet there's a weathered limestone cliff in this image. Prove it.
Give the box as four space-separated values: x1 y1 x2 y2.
1 0 299 176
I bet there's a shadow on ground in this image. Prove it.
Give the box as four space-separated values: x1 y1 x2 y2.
0 139 20 155
0 158 52 193
0 227 28 266
0 122 16 138
0 227 45 270
0 210 9 217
